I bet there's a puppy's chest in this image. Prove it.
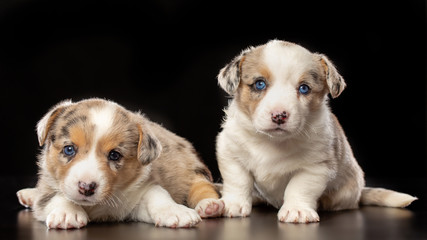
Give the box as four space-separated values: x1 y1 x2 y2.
243 140 309 176
242 141 313 206
84 185 148 221
249 156 294 202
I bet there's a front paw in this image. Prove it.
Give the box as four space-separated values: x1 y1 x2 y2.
46 208 88 229
221 198 252 218
195 198 225 218
152 204 201 228
278 205 319 223
17 188 37 208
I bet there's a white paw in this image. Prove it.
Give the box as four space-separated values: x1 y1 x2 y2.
46 208 88 229
195 198 225 218
152 204 201 228
17 188 37 208
221 198 251 218
278 205 319 223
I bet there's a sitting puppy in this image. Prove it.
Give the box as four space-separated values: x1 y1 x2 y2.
17 98 224 229
216 40 417 223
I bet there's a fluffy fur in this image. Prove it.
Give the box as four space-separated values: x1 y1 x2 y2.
216 40 417 223
17 98 224 229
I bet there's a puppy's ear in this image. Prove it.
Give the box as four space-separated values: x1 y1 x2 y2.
37 100 73 146
318 54 346 98
137 121 162 165
217 48 252 95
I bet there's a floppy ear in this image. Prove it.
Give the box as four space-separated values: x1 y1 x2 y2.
317 54 346 98
36 100 73 146
217 48 252 95
137 121 162 165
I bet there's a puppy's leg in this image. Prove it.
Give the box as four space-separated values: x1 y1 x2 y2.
136 184 201 228
319 176 363 211
219 159 254 218
43 195 89 229
278 169 329 223
187 176 224 218
17 188 38 208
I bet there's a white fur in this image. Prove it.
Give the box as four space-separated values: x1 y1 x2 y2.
263 40 312 82
133 185 201 227
217 40 355 223
45 195 88 229
218 101 334 221
217 40 416 223
62 149 105 206
90 105 115 142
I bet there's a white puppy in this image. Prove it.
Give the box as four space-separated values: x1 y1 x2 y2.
216 40 417 223
17 98 223 229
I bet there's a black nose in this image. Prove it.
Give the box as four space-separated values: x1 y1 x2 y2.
271 111 288 125
78 181 97 196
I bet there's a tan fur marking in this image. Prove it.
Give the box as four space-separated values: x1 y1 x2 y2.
258 64 272 81
98 134 121 155
46 143 83 183
238 55 246 75
187 178 220 208
299 72 328 111
69 126 87 148
319 58 329 77
236 51 270 117
111 155 143 195
236 85 259 117
137 124 144 160
96 126 142 197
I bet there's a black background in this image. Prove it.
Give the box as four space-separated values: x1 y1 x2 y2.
0 0 425 181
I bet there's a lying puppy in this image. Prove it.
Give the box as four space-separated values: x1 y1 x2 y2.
216 40 417 223
17 98 223 229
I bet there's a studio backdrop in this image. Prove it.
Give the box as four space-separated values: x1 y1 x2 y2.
0 0 425 180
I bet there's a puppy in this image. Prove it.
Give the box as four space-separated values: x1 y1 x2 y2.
216 40 417 223
17 98 224 229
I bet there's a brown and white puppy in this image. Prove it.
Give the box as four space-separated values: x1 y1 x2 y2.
216 40 417 223
17 98 224 229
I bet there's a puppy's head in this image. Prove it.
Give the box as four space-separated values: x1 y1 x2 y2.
218 40 345 139
37 98 161 206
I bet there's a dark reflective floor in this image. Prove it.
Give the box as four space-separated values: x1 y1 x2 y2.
2 177 427 240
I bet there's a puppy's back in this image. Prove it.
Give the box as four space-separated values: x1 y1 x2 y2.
147 121 219 207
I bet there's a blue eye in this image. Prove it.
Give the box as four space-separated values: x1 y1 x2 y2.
299 84 310 95
63 145 76 157
108 150 122 161
254 79 267 91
